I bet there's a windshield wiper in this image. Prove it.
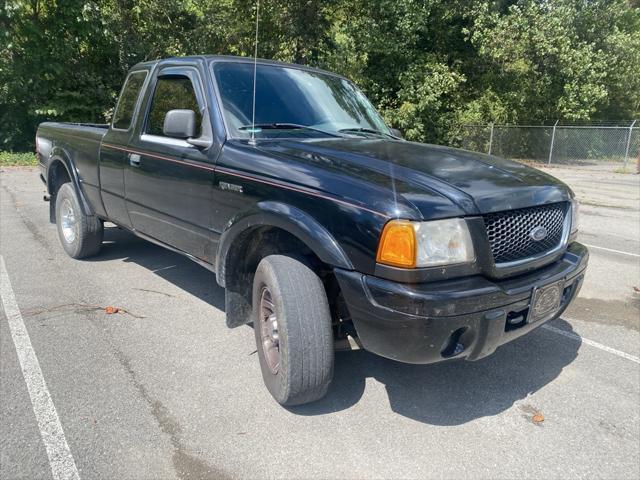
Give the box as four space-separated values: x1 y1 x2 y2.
239 123 342 138
338 127 397 139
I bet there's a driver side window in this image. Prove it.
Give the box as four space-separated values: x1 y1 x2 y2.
146 75 201 137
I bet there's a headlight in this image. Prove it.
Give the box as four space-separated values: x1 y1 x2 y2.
571 200 579 234
377 218 475 268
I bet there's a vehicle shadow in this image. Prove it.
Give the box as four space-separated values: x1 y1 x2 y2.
292 320 580 425
93 226 225 311
94 226 581 426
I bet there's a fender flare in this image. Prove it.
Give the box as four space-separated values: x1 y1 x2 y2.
215 201 353 287
47 147 94 216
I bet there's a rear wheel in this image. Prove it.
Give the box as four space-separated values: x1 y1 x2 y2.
252 255 334 406
55 183 103 258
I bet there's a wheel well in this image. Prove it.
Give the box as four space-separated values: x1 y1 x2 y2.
47 160 72 222
47 160 71 196
226 226 326 291
223 226 345 329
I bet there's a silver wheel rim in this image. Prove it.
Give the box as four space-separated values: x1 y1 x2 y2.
60 198 77 243
259 286 280 374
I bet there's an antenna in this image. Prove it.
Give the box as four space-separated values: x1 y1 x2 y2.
249 0 260 146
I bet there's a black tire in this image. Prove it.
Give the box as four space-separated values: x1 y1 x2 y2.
252 255 334 406
55 183 103 259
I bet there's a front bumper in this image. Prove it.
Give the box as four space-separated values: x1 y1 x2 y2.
335 242 589 364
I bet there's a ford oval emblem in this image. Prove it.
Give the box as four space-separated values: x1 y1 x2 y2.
530 226 548 242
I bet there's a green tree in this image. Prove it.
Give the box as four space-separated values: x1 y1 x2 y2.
1 0 638 151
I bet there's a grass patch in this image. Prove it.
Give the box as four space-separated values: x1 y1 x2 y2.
0 151 38 166
612 166 636 174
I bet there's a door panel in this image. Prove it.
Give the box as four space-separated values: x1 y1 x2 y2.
99 141 131 227
125 66 217 263
100 70 149 228
124 141 214 261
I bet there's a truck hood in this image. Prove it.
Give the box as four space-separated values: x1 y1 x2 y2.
256 138 572 217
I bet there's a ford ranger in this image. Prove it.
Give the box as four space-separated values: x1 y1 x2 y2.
36 56 588 406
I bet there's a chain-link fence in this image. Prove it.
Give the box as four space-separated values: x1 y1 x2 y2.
460 121 639 171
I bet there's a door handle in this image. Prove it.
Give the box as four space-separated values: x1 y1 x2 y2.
129 153 141 166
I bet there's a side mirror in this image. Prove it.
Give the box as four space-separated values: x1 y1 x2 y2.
163 109 196 139
389 127 403 139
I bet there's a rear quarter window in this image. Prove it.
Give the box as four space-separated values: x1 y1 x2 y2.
112 71 148 130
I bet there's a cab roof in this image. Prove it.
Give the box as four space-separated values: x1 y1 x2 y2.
131 55 347 81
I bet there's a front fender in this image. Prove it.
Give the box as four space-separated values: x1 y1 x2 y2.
215 201 353 287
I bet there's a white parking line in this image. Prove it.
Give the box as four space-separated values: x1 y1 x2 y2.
0 256 80 480
582 243 640 258
543 323 640 364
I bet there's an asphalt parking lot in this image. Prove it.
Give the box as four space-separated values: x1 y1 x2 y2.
1 166 639 480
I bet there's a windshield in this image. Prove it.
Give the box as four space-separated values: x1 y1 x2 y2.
212 62 391 140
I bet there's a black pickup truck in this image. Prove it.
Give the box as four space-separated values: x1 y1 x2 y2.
37 56 588 405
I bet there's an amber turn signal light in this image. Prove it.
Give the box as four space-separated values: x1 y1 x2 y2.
376 220 416 268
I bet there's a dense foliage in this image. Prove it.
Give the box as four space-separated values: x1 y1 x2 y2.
1 0 638 151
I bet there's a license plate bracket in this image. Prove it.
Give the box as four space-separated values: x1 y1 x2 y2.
529 279 565 323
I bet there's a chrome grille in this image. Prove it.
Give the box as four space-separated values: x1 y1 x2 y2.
483 202 568 264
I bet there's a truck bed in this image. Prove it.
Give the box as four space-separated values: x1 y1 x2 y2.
36 122 109 206
38 121 109 141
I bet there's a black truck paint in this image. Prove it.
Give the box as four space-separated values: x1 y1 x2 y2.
37 56 588 400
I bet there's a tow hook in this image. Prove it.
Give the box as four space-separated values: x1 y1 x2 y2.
43 194 50 202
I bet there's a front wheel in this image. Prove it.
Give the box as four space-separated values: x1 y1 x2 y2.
252 255 334 406
55 183 103 259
